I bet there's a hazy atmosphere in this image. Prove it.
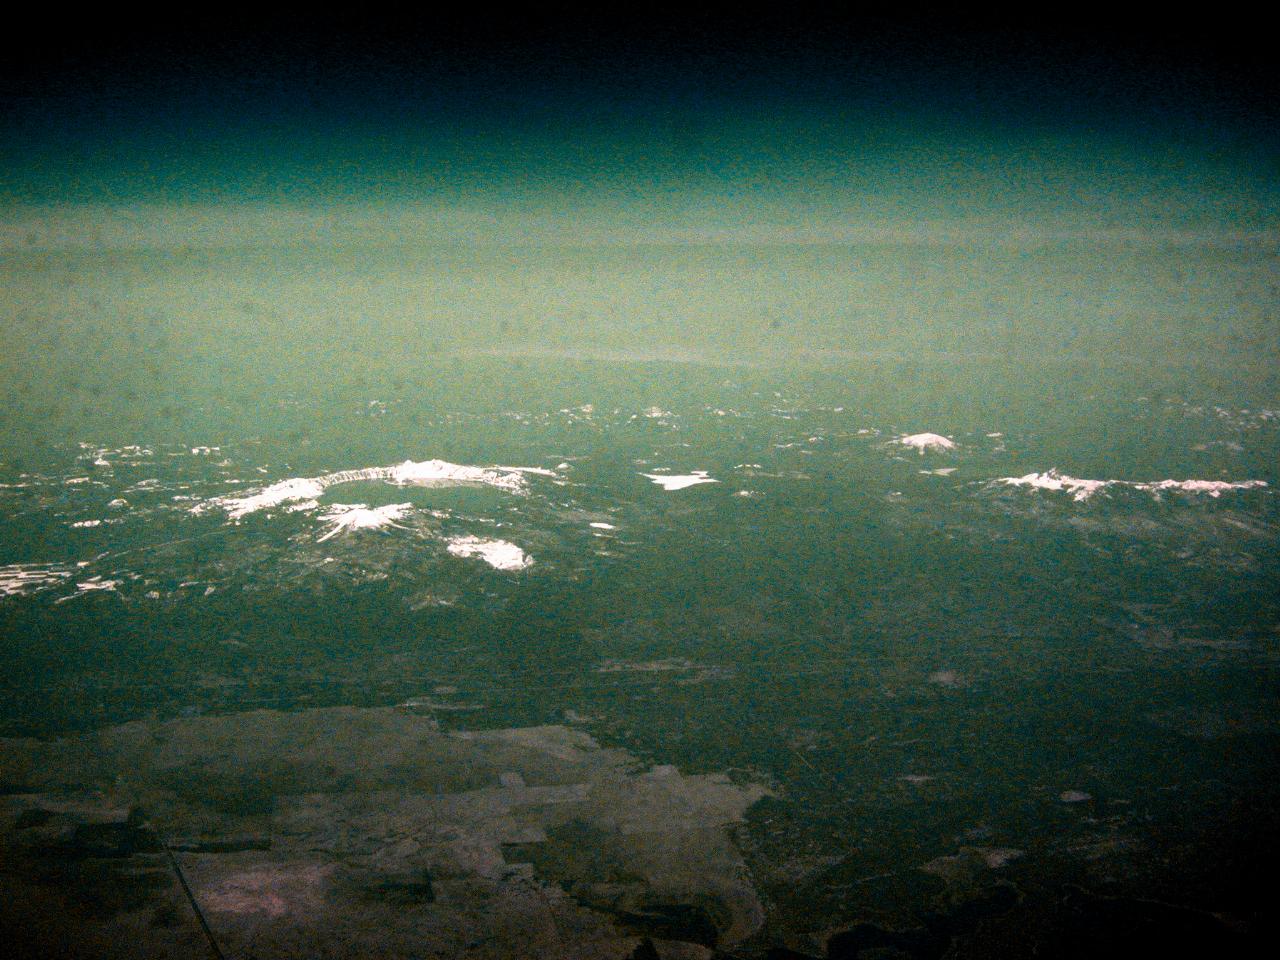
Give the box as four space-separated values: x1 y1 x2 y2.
2 12 1278 959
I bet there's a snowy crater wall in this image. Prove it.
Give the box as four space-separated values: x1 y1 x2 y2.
199 459 553 520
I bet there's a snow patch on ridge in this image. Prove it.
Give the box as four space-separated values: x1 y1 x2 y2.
55 576 121 603
897 433 957 453
1134 478 1268 497
995 469 1267 502
445 536 532 571
205 476 327 520
642 471 718 491
1 563 73 598
199 459 552 520
995 471 1111 502
316 503 414 542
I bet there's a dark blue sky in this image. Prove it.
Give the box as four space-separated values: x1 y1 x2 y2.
3 11 1277 213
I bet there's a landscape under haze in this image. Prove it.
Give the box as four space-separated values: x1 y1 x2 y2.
1 13 1278 960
